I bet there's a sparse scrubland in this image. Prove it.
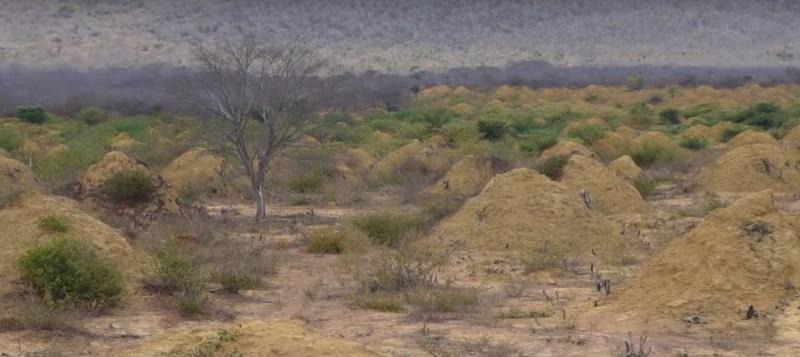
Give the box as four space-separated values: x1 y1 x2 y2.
3 83 800 355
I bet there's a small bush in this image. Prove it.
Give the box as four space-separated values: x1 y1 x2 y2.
351 213 425 246
207 240 277 294
476 120 507 141
626 74 644 91
18 238 123 310
37 215 69 233
15 105 47 124
352 250 437 293
75 107 109 125
407 286 479 318
306 228 345 254
659 108 681 125
567 125 606 145
0 126 23 152
632 176 658 199
286 170 324 193
146 245 201 293
354 294 405 313
679 137 709 151
720 126 746 142
175 289 209 317
535 155 570 180
631 143 674 168
103 169 156 202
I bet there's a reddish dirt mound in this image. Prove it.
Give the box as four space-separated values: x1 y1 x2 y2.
604 191 800 327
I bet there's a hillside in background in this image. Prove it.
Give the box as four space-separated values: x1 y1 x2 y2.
1 0 800 72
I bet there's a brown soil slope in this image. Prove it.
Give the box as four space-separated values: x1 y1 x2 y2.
561 155 649 215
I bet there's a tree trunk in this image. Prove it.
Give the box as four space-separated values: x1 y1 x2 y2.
254 185 267 222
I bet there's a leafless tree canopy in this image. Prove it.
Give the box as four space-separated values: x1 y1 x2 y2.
181 37 335 221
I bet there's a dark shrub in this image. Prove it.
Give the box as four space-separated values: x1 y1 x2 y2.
352 214 425 246
18 238 123 310
679 137 709 151
535 155 570 180
477 120 507 141
632 176 658 199
720 126 746 142
659 108 682 125
15 105 47 124
103 170 156 202
729 102 790 129
75 107 109 125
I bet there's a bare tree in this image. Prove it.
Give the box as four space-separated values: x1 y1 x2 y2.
181 37 334 222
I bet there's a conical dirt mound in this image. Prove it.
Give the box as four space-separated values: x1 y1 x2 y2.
561 155 649 215
431 168 622 262
161 147 228 198
728 130 779 148
0 155 37 205
608 155 642 180
423 154 498 198
697 144 800 193
605 191 800 326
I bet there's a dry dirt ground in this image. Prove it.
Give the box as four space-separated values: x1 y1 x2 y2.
3 189 800 357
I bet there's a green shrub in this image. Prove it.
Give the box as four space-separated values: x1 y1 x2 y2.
627 102 655 128
0 126 23 152
15 105 47 124
631 142 674 168
286 170 324 193
18 238 123 310
306 228 345 254
626 74 644 91
720 126 746 142
351 214 425 246
728 102 790 129
567 125 606 145
535 155 570 180
476 120 507 141
175 289 209 317
632 176 658 199
354 294 404 313
103 169 156 202
679 137 709 151
146 245 201 293
659 108 682 125
352 250 437 293
37 215 69 233
75 107 109 125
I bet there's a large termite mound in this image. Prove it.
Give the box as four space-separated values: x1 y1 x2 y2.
697 144 800 193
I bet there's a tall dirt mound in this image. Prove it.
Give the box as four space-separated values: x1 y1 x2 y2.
0 192 139 296
728 130 779 148
1 155 37 204
537 140 595 164
782 125 800 147
335 148 374 174
680 124 716 142
161 148 228 198
561 155 649 215
423 154 499 198
431 168 621 262
608 155 642 180
121 319 379 356
630 131 683 153
371 139 450 180
77 151 182 224
605 191 800 326
697 144 800 193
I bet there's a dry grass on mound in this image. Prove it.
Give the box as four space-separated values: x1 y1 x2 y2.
1 155 37 205
537 140 595 164
0 192 140 296
429 168 634 265
560 155 649 215
603 191 800 328
697 144 800 193
727 130 779 149
422 154 499 199
608 155 642 180
121 319 379 357
161 147 229 199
